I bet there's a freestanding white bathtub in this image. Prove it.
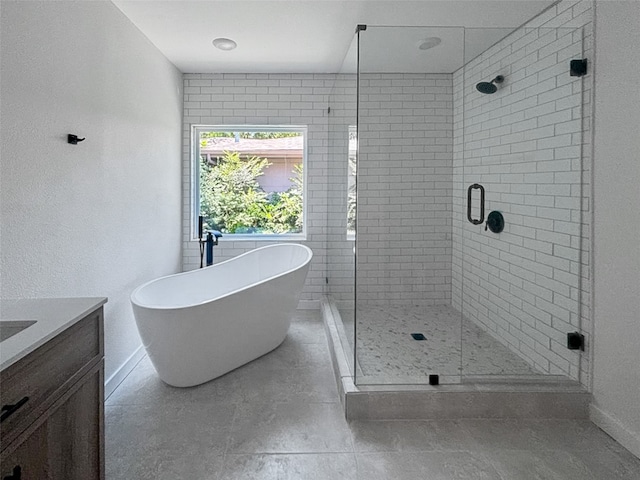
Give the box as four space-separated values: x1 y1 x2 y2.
131 243 313 387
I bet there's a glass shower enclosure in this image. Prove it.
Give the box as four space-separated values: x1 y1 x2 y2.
327 24 585 388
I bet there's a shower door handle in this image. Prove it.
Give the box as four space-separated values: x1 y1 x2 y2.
467 183 485 225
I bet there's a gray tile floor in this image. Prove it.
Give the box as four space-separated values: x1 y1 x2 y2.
106 310 640 479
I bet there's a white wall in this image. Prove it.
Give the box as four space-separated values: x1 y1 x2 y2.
591 0 640 459
0 1 183 392
181 73 331 308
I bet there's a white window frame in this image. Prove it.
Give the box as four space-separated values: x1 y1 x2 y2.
191 125 308 241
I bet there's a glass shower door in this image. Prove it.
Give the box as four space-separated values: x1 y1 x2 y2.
459 26 586 382
326 32 358 376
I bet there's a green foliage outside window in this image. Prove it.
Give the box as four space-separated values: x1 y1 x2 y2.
347 154 356 234
200 150 303 234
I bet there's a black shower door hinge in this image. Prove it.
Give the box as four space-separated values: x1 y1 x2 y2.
570 59 588 77
567 331 585 351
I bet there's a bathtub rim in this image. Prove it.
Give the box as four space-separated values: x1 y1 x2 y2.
130 243 313 311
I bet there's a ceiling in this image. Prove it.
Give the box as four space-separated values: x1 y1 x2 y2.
113 0 556 74
354 26 516 73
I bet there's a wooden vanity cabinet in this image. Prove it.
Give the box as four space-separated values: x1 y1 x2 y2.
0 307 104 480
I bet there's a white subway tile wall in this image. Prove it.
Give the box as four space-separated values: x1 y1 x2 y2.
356 73 454 306
182 74 335 309
452 0 593 385
326 74 357 308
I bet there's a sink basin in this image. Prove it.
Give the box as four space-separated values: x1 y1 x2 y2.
0 320 37 342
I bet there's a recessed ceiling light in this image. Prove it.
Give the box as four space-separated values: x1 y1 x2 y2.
418 37 442 50
212 38 237 51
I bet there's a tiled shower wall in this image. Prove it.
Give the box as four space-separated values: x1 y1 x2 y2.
356 74 454 306
452 0 594 385
326 74 357 307
181 74 335 308
181 73 454 310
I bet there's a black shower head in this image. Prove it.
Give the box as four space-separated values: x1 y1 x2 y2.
476 82 497 94
476 75 504 94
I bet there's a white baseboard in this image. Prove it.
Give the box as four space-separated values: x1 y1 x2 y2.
590 403 640 459
104 344 146 400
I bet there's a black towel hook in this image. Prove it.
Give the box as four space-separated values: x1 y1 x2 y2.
67 134 86 145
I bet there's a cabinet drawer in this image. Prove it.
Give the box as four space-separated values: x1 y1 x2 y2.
0 308 103 450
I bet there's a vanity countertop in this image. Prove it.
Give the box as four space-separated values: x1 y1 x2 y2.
0 297 107 372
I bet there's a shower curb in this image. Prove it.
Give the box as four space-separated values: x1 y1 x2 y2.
321 298 591 421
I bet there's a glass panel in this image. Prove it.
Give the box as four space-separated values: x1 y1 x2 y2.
355 26 465 385
350 24 585 387
326 32 358 376
459 27 584 380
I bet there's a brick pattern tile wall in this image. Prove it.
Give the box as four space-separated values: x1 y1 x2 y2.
452 0 593 385
356 73 454 306
181 74 335 309
327 74 357 308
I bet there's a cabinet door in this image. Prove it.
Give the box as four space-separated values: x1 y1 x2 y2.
0 422 48 479
1 365 103 480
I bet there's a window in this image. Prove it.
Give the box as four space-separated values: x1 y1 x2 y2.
347 125 357 238
193 126 306 238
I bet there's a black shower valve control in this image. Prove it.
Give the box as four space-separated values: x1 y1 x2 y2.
485 211 505 233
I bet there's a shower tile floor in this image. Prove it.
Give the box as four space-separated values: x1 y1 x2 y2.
339 304 541 384
105 310 640 479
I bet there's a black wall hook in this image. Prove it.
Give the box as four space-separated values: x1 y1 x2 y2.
67 134 86 145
